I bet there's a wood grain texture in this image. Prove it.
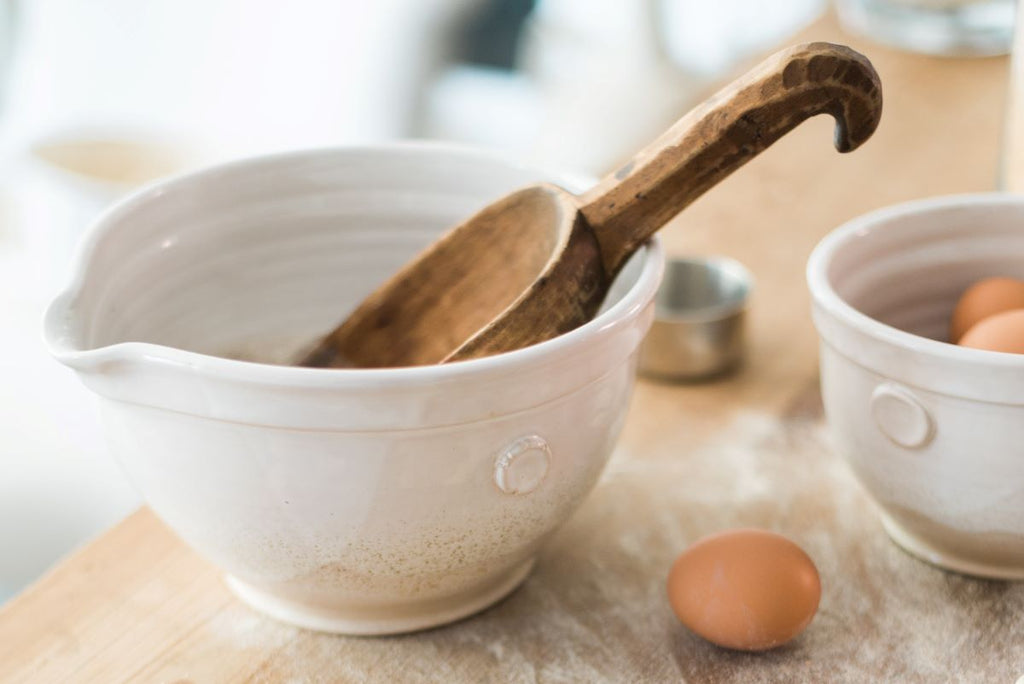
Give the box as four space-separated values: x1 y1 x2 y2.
581 42 881 276
1 12 1019 684
300 185 582 368
301 42 882 369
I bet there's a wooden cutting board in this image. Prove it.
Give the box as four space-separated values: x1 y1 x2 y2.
1 11 1020 683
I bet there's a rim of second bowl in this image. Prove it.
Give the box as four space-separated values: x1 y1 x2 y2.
44 141 666 389
806 191 1024 372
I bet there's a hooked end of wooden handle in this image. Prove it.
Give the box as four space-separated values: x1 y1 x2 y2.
783 42 883 153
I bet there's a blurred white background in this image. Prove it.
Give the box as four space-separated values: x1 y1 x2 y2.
0 0 824 602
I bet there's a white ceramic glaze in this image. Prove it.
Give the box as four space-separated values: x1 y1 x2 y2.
44 143 664 633
807 193 1024 579
17 128 209 291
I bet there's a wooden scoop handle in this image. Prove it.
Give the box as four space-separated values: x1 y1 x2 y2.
579 42 882 276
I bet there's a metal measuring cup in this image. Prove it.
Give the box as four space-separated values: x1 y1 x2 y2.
637 256 753 381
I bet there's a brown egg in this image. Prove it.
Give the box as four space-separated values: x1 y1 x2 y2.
950 277 1024 343
957 308 1024 353
667 529 821 652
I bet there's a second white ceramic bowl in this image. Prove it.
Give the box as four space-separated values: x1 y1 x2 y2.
808 193 1024 579
44 144 664 633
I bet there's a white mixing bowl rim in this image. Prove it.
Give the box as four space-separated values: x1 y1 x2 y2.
807 191 1024 370
44 141 665 388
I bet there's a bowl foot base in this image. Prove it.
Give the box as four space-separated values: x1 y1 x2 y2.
880 513 1024 580
225 558 536 635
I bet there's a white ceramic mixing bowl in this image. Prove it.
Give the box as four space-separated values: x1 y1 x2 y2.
808 193 1024 580
43 144 664 633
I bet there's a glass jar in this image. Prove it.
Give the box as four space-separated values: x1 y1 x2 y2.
835 0 1016 56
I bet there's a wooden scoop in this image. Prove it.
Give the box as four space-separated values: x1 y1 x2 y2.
301 42 882 369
